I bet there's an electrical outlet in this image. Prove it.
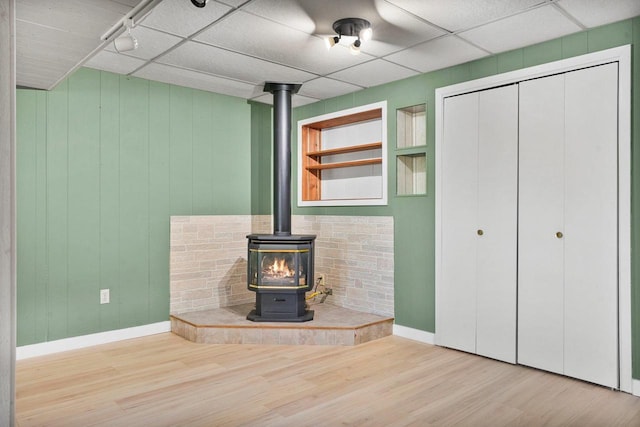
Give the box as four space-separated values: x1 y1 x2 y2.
100 289 110 304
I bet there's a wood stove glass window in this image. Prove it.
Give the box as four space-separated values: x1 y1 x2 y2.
249 248 310 289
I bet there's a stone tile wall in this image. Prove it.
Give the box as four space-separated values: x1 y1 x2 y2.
170 216 254 314
170 215 394 318
292 215 394 317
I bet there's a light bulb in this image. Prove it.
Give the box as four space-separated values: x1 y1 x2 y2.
359 27 372 42
325 35 340 50
350 39 361 55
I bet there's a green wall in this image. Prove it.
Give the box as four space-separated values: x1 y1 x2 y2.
250 101 273 215
17 68 251 345
290 17 640 378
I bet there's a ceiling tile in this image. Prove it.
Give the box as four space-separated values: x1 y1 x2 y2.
458 5 582 53
106 26 183 60
138 0 233 37
84 50 148 75
558 0 640 28
243 0 387 34
16 0 131 38
113 0 140 6
157 41 315 84
359 2 446 56
327 59 419 88
386 0 543 32
17 55 77 90
133 62 257 98
217 0 248 8
297 77 363 100
195 10 373 75
242 0 317 33
16 20 99 89
385 35 488 73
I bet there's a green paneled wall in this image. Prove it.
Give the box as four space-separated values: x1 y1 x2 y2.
16 68 251 345
250 101 273 215
291 16 640 378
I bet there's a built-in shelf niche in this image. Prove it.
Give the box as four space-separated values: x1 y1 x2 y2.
396 103 427 196
397 104 426 148
298 101 387 207
397 154 426 195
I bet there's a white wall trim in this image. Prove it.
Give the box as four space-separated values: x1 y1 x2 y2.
435 45 633 393
0 0 17 424
633 380 640 398
393 324 434 345
16 321 171 360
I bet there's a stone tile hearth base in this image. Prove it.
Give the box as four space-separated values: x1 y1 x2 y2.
171 303 393 346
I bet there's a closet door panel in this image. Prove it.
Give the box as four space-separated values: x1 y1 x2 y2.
476 85 518 363
563 63 618 387
436 93 479 353
518 75 565 375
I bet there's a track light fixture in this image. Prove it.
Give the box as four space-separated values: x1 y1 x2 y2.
113 18 138 53
190 0 209 7
326 18 372 55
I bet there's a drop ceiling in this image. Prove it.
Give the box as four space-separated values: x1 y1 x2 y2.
16 0 640 106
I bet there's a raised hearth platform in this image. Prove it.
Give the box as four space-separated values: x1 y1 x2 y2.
171 303 393 346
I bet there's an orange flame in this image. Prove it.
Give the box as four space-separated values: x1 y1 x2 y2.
264 257 295 278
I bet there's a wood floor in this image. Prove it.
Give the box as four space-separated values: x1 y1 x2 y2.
16 333 640 427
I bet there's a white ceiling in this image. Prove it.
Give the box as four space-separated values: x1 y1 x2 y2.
16 0 640 106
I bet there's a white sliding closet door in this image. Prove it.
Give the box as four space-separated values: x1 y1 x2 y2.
518 63 619 388
518 74 566 375
563 63 618 387
437 91 479 354
437 85 518 362
476 86 518 363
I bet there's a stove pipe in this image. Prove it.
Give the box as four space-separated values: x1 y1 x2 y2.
264 82 301 236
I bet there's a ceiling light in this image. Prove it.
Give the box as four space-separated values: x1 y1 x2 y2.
190 0 209 7
326 18 371 55
113 18 138 53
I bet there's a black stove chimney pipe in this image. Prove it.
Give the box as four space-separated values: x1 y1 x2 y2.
264 82 301 236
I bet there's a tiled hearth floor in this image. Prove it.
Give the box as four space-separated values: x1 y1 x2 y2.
171 303 394 346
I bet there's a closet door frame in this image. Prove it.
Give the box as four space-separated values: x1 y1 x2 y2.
435 45 632 394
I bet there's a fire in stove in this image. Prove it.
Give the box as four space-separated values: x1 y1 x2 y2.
261 254 304 284
264 255 294 279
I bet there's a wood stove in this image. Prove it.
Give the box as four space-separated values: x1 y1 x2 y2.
246 234 315 322
247 82 316 322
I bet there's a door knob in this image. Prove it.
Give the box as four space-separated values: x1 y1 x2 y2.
477 229 484 236
556 231 563 238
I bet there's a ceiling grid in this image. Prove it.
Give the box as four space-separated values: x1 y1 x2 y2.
16 0 640 105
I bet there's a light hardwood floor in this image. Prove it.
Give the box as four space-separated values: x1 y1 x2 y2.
16 333 640 426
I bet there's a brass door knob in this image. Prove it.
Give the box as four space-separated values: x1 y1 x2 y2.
556 231 563 239
477 229 484 236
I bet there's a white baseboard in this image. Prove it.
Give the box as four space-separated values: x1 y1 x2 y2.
16 321 171 360
633 379 640 397
393 324 435 344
